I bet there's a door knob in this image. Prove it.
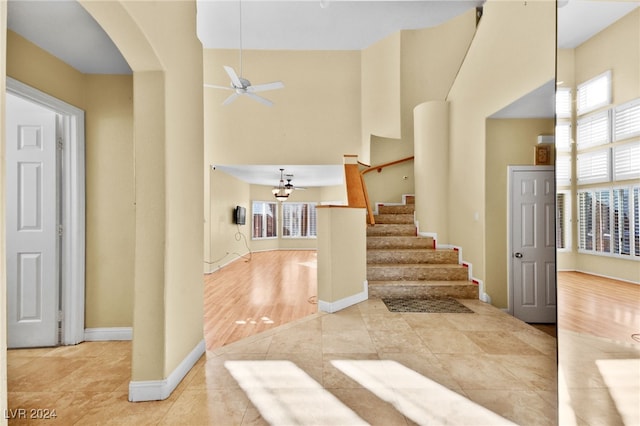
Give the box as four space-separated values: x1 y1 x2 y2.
514 252 523 258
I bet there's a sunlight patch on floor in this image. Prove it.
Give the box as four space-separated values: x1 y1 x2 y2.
225 360 368 426
596 359 640 425
331 360 516 426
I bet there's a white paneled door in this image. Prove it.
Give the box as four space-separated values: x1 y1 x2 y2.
5 93 59 348
509 167 557 324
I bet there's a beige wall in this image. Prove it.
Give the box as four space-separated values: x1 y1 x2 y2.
208 169 251 271
6 31 136 328
317 207 367 304
81 0 205 383
361 10 475 207
207 170 346 271
1 1 8 420
204 49 361 166
557 8 640 283
414 101 449 242
485 118 556 308
446 0 555 303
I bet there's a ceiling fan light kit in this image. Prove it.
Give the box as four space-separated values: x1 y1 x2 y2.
273 169 294 201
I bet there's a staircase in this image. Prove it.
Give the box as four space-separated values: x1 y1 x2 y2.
367 197 478 299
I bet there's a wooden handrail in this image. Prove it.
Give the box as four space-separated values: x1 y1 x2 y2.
361 156 414 175
360 156 414 225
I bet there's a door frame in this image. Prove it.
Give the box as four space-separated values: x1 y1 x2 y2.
507 165 555 317
7 77 85 345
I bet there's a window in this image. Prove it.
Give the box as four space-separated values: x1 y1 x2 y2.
556 87 572 119
556 155 571 186
556 191 571 250
577 70 612 115
555 122 572 152
613 141 640 181
282 203 317 238
252 201 277 239
577 149 610 184
576 110 610 150
578 185 640 258
614 98 640 141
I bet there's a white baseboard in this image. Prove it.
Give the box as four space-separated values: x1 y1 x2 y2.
128 339 206 402
84 327 133 341
318 281 368 313
573 269 640 285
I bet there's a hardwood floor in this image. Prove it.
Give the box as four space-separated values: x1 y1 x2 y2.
558 271 640 345
203 250 318 350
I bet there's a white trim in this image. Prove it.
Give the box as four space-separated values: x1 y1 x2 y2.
6 78 86 345
318 281 368 313
84 327 133 341
569 270 639 286
128 339 206 402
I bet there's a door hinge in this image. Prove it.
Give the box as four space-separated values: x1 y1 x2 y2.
57 224 63 237
57 137 64 150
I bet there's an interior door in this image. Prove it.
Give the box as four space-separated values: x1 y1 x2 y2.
510 167 556 323
5 93 59 348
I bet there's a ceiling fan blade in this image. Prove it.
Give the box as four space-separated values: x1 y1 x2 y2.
245 92 274 107
223 65 244 88
204 83 234 91
222 93 240 106
247 81 284 93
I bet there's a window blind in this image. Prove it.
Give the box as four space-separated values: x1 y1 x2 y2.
577 149 610 184
613 141 640 181
577 70 612 115
282 203 317 238
252 201 277 239
556 88 572 119
614 98 640 141
576 110 610 150
555 155 571 186
555 122 572 152
556 192 566 249
613 188 630 255
578 191 593 251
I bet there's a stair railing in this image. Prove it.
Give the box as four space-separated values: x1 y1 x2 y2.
344 155 414 225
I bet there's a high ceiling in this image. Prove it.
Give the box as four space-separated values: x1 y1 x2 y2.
6 0 639 187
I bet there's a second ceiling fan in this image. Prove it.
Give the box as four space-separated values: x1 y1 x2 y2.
204 0 284 107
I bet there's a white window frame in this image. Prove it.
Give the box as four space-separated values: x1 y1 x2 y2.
555 121 572 152
576 110 611 150
556 87 572 119
556 154 572 187
577 185 640 259
577 70 612 116
252 201 278 240
614 98 640 142
613 141 640 181
577 148 611 185
281 202 318 239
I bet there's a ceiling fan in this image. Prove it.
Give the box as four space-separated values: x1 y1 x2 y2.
204 0 284 106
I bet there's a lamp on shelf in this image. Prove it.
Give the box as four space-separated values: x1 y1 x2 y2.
272 168 293 201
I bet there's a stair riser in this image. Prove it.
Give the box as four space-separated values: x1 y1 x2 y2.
378 205 415 215
367 225 416 237
367 267 468 281
375 214 414 224
367 251 458 264
367 237 434 249
369 284 478 299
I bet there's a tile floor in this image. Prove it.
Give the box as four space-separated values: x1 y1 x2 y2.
7 298 567 425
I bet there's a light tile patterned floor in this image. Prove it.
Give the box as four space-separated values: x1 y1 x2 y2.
8 298 564 425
